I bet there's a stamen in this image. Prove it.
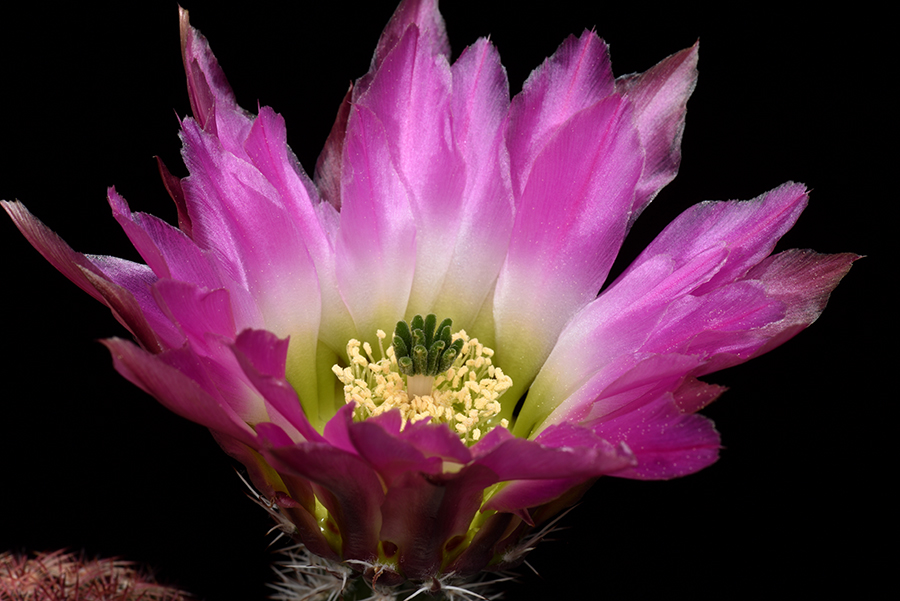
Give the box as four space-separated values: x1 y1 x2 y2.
332 320 511 445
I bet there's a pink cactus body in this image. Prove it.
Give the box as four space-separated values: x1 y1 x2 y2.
3 0 855 594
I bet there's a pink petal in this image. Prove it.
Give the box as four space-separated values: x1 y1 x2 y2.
357 0 449 99
640 281 786 361
243 108 330 264
444 511 518 577
179 6 252 146
108 188 218 288
617 181 809 297
79 268 170 352
507 31 615 198
354 24 471 320
314 84 352 211
572 354 707 428
735 249 859 361
480 424 635 514
211 429 298 501
482 477 586 522
106 189 265 336
252 425 343 562
88 254 184 352
335 104 416 338
477 424 635 482
425 37 514 329
180 120 326 413
243 106 353 351
1 202 184 351
617 42 699 222
321 403 362 455
672 377 727 414
181 120 321 330
493 95 642 399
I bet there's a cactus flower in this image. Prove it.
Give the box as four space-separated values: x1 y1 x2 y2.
3 0 855 597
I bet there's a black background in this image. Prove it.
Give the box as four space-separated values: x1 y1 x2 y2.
1 1 884 599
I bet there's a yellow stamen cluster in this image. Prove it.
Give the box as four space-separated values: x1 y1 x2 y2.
332 329 511 444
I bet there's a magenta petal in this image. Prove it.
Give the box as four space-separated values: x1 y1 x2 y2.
672 377 727 415
396 418 473 465
519 182 815 436
263 442 385 562
379 471 451 579
591 394 721 480
252 424 340 562
477 425 635 483
85 254 168 328
617 42 699 222
107 188 228 294
356 25 467 318
533 250 726 403
230 329 324 444
348 419 443 486
242 105 355 351
106 190 264 339
211 429 291 500
102 338 256 444
480 424 635 514
243 107 335 278
484 477 586 522
3 201 116 305
181 119 322 333
80 268 171 353
380 465 498 581
470 422 516 459
642 281 786 362
564 354 707 429
2 201 184 352
322 403 362 455
255 424 328 514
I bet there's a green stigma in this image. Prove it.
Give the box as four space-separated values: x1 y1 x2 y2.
392 314 465 377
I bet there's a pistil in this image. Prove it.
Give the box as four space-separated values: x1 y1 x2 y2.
406 374 434 399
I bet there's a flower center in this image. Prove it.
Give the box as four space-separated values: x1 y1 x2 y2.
331 314 511 443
